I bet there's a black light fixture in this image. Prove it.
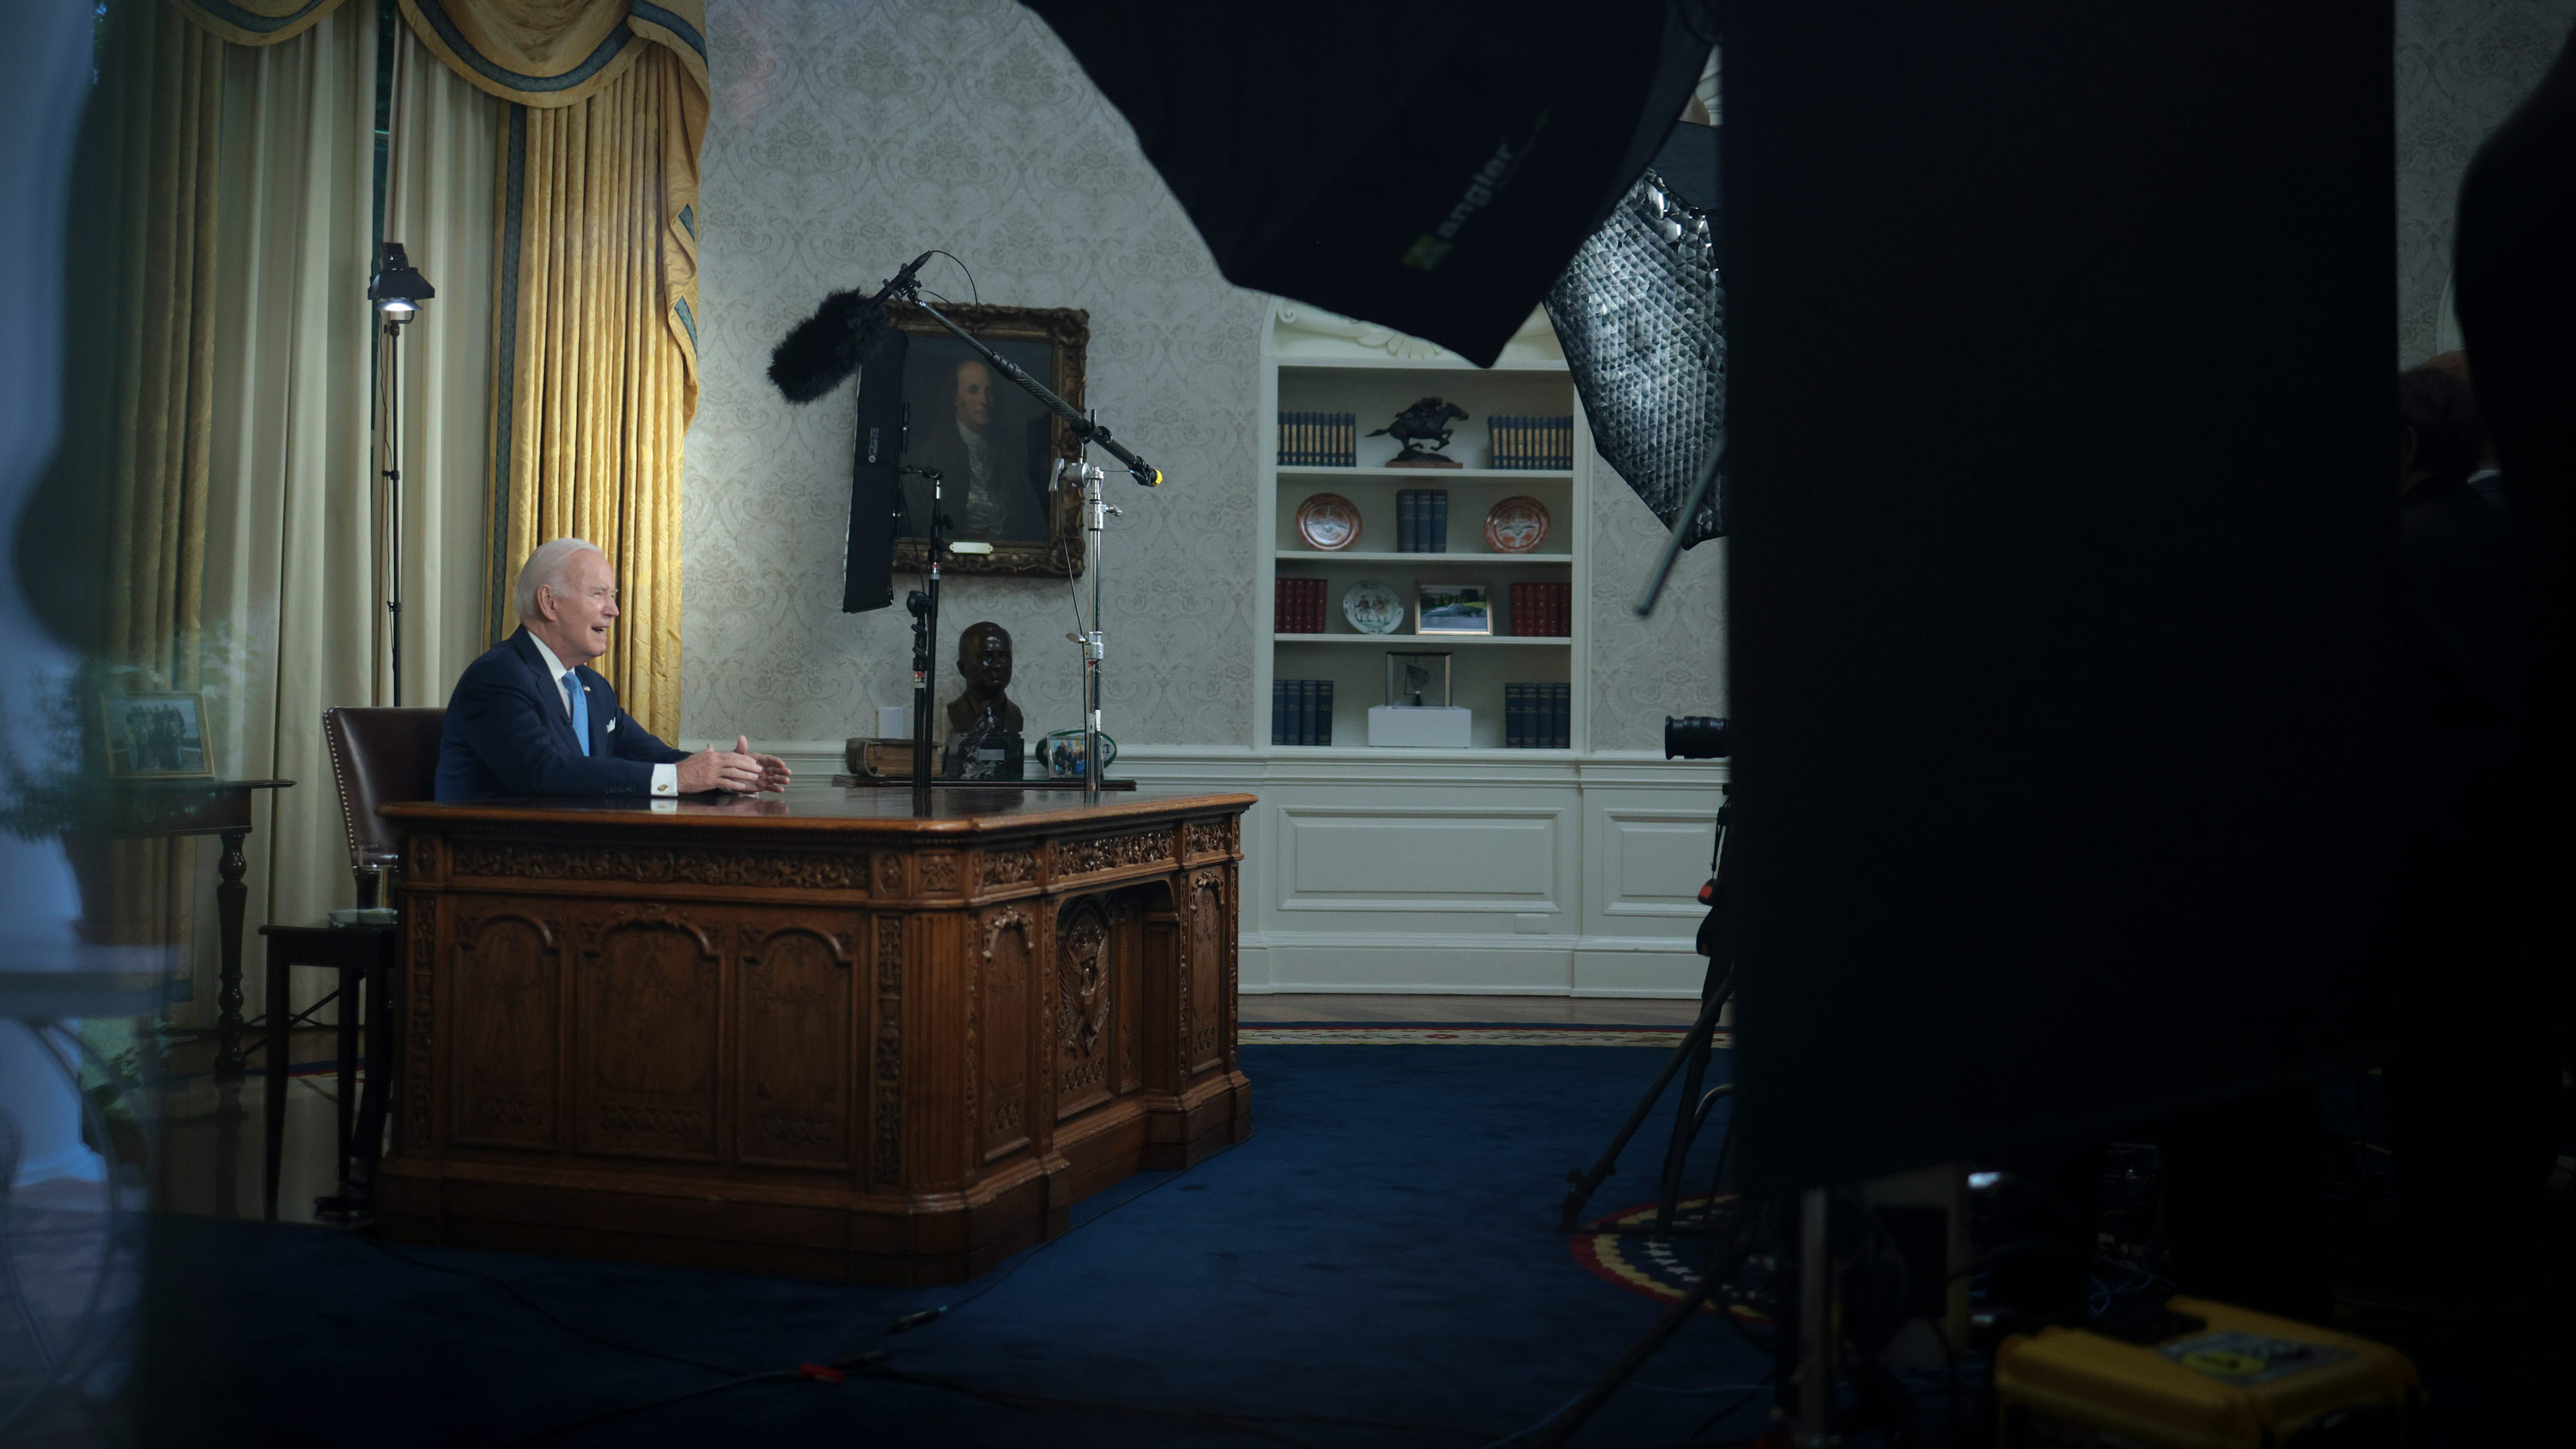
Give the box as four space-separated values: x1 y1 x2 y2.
369 241 432 703
368 241 434 319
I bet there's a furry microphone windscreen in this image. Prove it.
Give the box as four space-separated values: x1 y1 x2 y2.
768 289 881 403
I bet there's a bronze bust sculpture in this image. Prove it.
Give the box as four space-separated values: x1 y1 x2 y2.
945 621 1024 736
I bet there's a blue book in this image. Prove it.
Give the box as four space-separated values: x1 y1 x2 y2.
1551 682 1571 748
1299 678 1318 746
1401 489 1422 552
1430 490 1449 553
1272 678 1288 745
1315 681 1334 745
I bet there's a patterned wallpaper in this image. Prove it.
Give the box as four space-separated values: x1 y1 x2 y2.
1590 476 1726 751
682 0 1721 749
683 0 1267 747
2396 0 2576 364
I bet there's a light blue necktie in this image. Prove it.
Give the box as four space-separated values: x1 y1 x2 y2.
563 670 590 756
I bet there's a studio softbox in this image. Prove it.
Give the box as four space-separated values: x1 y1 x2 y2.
1021 2 1710 367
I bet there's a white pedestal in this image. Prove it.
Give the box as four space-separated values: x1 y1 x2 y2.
1367 706 1473 748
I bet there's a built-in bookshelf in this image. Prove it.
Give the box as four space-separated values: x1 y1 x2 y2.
1259 306 1587 752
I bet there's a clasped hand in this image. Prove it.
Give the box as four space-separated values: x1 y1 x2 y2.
677 734 793 794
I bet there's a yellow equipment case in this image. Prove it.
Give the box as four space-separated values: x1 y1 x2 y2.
1993 1295 2421 1448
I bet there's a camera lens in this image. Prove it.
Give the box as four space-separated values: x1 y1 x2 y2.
1664 715 1730 760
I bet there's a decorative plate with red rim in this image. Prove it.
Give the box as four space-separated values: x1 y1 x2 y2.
1295 493 1362 551
1483 496 1551 553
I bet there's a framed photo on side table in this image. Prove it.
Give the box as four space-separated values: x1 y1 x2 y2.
1415 582 1492 635
100 692 212 779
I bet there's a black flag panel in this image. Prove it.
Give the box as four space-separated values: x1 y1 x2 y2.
1022 2 1709 367
842 328 911 613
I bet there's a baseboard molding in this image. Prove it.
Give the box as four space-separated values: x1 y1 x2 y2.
1241 933 1704 997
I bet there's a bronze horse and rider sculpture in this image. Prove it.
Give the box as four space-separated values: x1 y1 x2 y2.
1372 397 1470 468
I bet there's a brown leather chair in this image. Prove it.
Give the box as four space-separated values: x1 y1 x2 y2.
259 705 445 1220
322 706 447 906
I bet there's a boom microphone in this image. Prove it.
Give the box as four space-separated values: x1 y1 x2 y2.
767 251 938 403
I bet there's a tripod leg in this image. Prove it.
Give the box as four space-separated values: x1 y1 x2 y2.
1655 973 1730 1233
1557 955 1731 1231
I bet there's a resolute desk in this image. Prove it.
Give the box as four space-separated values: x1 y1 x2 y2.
376 785 1253 1283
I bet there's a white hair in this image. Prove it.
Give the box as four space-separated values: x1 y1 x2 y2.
514 537 607 622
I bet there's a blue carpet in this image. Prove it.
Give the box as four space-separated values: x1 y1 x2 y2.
142 1045 1804 1449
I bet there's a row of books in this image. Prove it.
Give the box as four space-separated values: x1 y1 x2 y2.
1505 683 1572 748
1395 489 1450 552
1277 411 1358 467
1275 577 1330 634
1508 581 1573 637
1491 415 1575 470
1271 678 1337 745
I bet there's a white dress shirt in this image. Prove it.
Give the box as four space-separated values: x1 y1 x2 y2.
527 631 677 797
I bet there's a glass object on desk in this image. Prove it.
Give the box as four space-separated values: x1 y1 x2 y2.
1037 729 1119 779
1384 652 1453 708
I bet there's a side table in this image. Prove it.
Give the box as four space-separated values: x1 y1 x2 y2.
64 778 294 1077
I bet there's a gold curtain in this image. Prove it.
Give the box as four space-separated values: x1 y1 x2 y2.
94 4 225 688
398 0 705 736
43 1 231 957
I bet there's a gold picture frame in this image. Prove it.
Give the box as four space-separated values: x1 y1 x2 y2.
1415 582 1493 635
887 302 1091 579
100 691 213 779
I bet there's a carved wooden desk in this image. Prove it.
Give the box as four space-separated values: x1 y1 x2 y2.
376 786 1253 1283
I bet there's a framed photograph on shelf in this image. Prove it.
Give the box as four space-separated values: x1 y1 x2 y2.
100 692 212 779
1415 582 1492 635
886 302 1090 578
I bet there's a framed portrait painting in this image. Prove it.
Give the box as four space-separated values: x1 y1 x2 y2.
886 302 1091 578
101 692 213 779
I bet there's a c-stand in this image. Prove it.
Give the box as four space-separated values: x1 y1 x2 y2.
902 464 946 815
1558 784 1735 1239
1541 783 1850 1449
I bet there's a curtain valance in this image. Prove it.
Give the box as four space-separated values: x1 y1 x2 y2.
394 0 706 111
167 0 351 47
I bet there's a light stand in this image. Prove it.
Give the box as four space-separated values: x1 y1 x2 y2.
368 243 434 705
902 465 947 815
1060 457 1115 807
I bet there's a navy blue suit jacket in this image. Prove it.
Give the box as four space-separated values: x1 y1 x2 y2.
434 630 688 801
